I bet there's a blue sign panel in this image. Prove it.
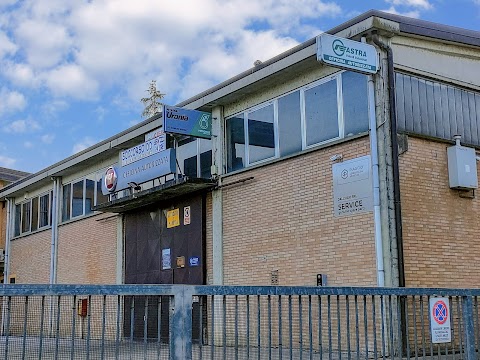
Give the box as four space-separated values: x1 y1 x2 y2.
163 105 212 139
102 148 176 195
189 256 200 267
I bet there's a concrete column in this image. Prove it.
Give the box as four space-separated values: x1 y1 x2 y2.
211 106 224 285
372 35 399 288
116 214 123 284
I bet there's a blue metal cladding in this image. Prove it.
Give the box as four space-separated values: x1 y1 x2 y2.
395 72 480 145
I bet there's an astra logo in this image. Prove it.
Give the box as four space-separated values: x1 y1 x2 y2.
332 39 367 57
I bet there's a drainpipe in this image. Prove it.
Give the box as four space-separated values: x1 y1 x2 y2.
4 198 12 284
371 33 405 288
49 177 59 285
368 74 385 287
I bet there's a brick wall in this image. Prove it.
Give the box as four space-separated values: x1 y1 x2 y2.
57 213 118 284
221 138 377 286
399 137 480 287
10 229 51 284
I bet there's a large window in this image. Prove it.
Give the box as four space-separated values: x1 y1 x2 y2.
226 71 369 172
176 137 212 179
14 192 51 237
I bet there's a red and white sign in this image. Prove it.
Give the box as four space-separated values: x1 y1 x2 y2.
184 206 191 225
104 167 118 193
429 297 451 343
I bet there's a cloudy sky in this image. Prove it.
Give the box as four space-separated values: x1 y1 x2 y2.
0 0 479 173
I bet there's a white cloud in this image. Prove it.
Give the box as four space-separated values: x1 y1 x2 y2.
0 155 16 168
41 134 55 144
2 62 38 87
3 119 40 133
41 99 69 117
382 6 421 18
43 64 98 100
72 136 96 154
24 141 34 148
385 0 433 9
0 87 26 114
0 31 17 57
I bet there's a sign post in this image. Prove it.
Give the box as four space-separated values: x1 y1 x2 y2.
429 297 452 343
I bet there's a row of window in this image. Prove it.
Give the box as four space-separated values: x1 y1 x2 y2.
226 71 369 172
14 192 52 237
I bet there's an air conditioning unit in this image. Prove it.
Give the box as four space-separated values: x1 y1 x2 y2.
0 249 5 262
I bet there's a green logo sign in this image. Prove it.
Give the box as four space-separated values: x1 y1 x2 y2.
332 39 345 56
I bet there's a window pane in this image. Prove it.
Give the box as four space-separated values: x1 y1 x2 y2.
21 201 31 233
200 150 212 178
226 116 245 172
31 197 38 232
62 184 71 222
278 90 302 156
96 179 109 205
343 71 369 136
85 179 95 215
248 104 275 164
72 180 84 217
305 79 339 146
177 138 197 177
199 139 212 179
184 156 197 178
14 204 21 236
39 194 49 228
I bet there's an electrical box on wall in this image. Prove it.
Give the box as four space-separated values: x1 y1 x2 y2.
317 274 327 286
447 140 478 190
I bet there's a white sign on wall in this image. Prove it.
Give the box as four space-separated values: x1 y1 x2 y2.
429 297 452 343
317 34 378 74
332 155 373 217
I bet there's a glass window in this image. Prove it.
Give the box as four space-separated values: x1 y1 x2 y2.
96 179 109 205
305 78 339 146
85 178 95 215
72 180 84 217
177 138 198 177
199 139 212 179
184 156 197 178
278 90 302 157
14 204 21 237
31 197 38 232
39 194 49 228
248 104 275 164
226 116 245 172
342 72 369 136
21 201 31 233
62 184 71 221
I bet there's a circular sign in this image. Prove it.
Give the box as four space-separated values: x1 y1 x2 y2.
104 167 118 193
332 39 346 56
432 300 448 325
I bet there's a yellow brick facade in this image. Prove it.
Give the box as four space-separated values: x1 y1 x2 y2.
221 137 377 286
399 136 480 288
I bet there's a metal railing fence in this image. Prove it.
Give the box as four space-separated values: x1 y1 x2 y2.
0 285 478 359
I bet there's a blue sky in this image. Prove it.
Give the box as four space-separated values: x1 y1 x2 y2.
0 0 479 173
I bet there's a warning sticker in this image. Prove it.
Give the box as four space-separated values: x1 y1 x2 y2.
184 206 191 225
166 209 180 228
429 297 451 343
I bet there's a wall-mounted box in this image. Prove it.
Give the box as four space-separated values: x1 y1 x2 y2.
447 145 478 190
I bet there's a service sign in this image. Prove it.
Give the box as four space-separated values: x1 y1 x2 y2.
163 105 212 139
332 155 373 217
102 148 176 195
317 34 378 74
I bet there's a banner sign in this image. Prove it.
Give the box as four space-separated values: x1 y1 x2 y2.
163 105 212 139
332 155 373 217
317 34 378 74
120 136 166 167
102 148 176 195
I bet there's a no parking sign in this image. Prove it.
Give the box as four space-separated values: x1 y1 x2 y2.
429 297 451 343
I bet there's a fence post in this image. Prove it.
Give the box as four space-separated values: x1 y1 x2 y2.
170 285 193 360
462 296 476 360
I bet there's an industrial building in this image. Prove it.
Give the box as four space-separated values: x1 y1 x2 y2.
0 9 479 299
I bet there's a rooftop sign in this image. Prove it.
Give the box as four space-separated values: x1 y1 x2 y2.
317 34 378 74
163 105 212 139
